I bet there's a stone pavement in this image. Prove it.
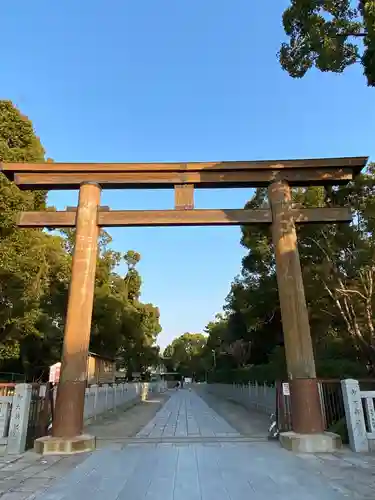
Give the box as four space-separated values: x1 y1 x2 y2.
27 389 375 499
86 390 171 449
0 391 170 499
0 452 88 500
136 387 240 439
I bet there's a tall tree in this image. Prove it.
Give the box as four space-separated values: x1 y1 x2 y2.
114 251 161 376
124 250 142 302
164 333 207 379
0 100 162 380
279 1 375 86
203 171 375 380
0 100 67 376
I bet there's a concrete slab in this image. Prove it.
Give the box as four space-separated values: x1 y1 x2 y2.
34 435 96 455
280 431 342 453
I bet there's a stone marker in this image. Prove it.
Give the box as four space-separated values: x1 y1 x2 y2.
7 383 33 454
341 379 368 452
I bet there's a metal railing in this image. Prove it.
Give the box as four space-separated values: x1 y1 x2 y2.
276 379 375 432
26 384 46 449
202 379 375 435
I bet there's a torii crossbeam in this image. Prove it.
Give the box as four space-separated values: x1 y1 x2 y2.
1 155 368 455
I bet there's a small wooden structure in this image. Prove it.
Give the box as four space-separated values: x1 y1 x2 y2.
1 156 368 451
87 352 116 385
50 352 115 385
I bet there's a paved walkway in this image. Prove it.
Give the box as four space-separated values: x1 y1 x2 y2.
31 389 371 500
0 391 170 499
136 388 240 439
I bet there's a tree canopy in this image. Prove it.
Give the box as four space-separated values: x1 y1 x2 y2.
0 100 161 381
279 1 375 86
163 333 207 379
201 169 375 383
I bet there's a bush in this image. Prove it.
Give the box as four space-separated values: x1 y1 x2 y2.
208 357 369 386
316 359 369 379
207 364 280 385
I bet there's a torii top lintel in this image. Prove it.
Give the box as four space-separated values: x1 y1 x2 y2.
0 156 368 190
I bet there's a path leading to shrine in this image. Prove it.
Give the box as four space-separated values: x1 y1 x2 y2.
32 389 374 500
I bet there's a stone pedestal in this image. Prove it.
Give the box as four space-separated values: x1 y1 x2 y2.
279 431 342 453
34 434 96 455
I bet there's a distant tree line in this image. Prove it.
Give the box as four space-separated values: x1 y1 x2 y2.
0 101 161 381
202 172 375 383
165 168 375 383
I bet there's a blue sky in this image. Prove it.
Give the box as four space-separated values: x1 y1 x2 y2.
2 1 375 349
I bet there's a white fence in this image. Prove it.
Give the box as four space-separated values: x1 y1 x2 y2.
341 379 375 452
0 380 167 455
83 381 167 422
204 383 276 415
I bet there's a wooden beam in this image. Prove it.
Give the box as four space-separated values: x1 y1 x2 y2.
17 209 271 227
13 168 353 190
1 156 368 175
99 209 273 226
17 211 77 226
66 206 110 212
16 207 351 228
174 185 194 210
292 207 352 223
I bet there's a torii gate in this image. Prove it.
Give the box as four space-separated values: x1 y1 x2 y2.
1 156 367 454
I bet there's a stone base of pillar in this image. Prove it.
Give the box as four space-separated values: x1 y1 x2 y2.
34 434 96 455
279 431 342 453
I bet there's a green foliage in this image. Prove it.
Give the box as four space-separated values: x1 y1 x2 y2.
207 366 278 385
279 1 375 86
0 100 58 374
123 250 142 303
0 100 161 380
198 166 375 384
124 250 141 270
163 333 207 379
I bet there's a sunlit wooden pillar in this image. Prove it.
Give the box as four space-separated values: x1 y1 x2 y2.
268 180 324 434
52 182 101 438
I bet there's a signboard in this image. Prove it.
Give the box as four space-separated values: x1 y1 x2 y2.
49 362 61 384
282 382 290 396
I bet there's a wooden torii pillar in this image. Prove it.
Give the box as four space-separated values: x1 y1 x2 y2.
0 156 367 454
269 181 323 436
52 182 101 441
